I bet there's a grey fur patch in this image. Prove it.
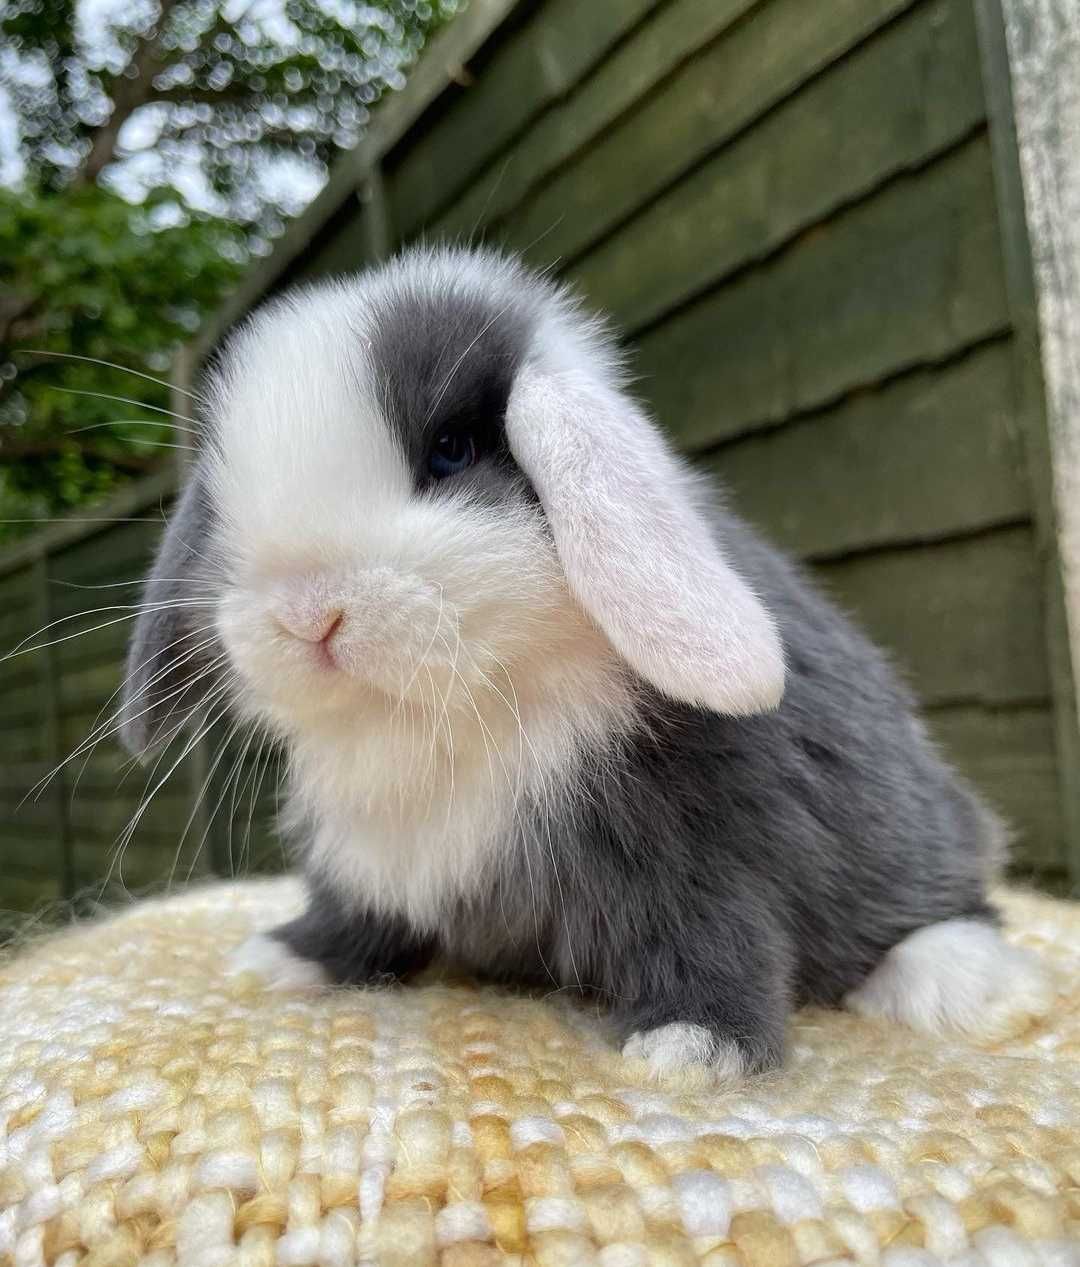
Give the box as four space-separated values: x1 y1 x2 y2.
280 509 1002 1076
119 468 225 757
367 281 535 483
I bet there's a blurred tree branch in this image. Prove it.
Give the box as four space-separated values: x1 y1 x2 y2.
0 0 457 537
76 0 184 187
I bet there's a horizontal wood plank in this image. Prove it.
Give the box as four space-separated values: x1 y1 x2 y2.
926 704 1062 871
0 469 177 580
434 0 760 242
0 596 44 645
500 0 917 267
635 136 1009 449
0 823 65 877
0 794 60 830
389 0 662 239
0 869 63 916
813 526 1048 707
709 341 1030 558
49 524 162 587
0 717 46 758
567 0 986 333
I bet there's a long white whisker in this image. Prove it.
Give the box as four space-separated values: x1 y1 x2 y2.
137 670 234 803
486 649 581 993
391 587 445 720
0 517 169 525
69 418 200 437
454 639 573 990
180 708 250 885
51 576 214 590
46 384 197 425
7 596 213 656
3 599 213 662
26 647 228 804
22 349 203 401
242 732 276 872
425 300 514 425
224 726 260 876
85 622 218 740
103 681 235 895
53 634 222 804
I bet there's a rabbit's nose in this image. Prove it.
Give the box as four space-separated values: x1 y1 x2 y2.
277 606 342 645
271 579 344 645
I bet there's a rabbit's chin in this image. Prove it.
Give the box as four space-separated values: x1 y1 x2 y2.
269 631 639 929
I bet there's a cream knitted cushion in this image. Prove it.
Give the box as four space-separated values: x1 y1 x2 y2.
1 880 1078 1267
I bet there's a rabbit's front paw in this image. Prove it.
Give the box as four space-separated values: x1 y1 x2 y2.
226 932 331 991
622 1023 747 1083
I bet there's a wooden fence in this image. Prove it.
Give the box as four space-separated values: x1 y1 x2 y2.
3 0 1079 917
0 472 290 920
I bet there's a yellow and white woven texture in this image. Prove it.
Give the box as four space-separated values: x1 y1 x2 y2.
2 880 1079 1267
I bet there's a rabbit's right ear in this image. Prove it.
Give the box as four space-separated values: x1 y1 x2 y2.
506 364 785 716
120 470 220 758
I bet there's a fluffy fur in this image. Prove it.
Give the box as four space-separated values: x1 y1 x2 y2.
506 364 784 715
844 918 1054 1042
123 246 1045 1080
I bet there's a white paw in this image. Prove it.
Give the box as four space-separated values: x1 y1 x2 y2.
846 918 1055 1042
225 933 330 991
622 1022 746 1082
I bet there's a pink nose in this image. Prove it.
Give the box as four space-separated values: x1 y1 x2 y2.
274 603 343 645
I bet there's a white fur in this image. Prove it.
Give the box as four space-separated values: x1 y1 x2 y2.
206 247 783 932
207 252 640 929
225 932 330 990
622 1023 747 1082
507 363 785 716
845 918 1055 1041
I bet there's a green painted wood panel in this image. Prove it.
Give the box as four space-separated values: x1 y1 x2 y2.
499 0 918 267
0 596 40 647
389 0 662 239
814 525 1048 707
709 340 1029 559
1 0 1070 905
567 0 986 334
0 794 59 831
926 703 1061 872
0 871 63 922
434 0 760 242
637 136 1009 450
48 518 161 583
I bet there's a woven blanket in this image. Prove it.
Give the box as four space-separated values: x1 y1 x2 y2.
1 881 1078 1267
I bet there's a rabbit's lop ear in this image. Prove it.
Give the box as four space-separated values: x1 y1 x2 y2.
120 470 219 757
506 365 785 715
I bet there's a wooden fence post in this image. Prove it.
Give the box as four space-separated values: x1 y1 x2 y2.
360 162 392 263
32 552 74 898
977 0 1080 886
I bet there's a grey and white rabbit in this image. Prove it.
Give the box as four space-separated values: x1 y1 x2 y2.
122 247 1051 1079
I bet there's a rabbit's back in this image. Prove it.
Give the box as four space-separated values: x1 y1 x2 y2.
448 507 1003 1007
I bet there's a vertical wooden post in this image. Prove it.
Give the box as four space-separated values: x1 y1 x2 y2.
32 551 74 898
359 160 393 263
976 0 1080 887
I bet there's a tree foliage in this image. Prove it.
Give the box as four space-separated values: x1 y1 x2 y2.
0 0 454 539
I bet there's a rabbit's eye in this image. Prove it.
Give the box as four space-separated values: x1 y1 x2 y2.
428 429 478 479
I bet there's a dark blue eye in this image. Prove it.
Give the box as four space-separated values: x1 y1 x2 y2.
428 429 478 479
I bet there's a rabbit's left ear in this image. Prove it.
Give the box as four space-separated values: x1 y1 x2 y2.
506 365 785 716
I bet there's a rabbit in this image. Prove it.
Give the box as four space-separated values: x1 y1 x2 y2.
121 246 1052 1080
